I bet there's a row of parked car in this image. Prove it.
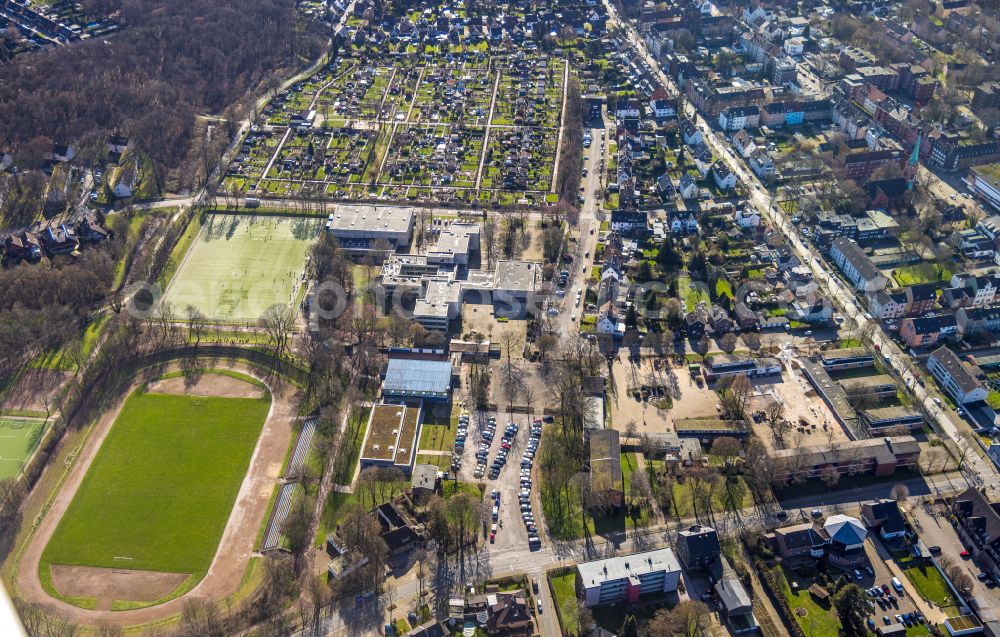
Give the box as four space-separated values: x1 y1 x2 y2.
472 416 499 478
522 420 543 550
452 413 470 473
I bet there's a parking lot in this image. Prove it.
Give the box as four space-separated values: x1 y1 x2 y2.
857 539 931 629
453 411 543 553
908 500 1000 612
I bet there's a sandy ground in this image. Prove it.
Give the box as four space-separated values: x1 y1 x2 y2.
2 369 70 414
146 373 265 399
16 363 298 627
749 368 846 452
608 358 719 433
51 566 189 611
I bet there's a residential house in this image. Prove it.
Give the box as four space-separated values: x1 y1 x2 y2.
575 548 682 607
675 525 720 571
732 129 756 157
656 174 675 199
678 174 700 200
899 314 957 348
748 149 775 178
860 499 907 541
650 98 677 119
40 225 78 256
905 283 938 315
718 106 760 131
374 502 422 557
734 207 761 228
789 298 833 323
870 289 908 319
485 592 533 636
77 216 109 243
927 345 988 404
596 302 625 338
49 144 75 163
684 308 707 339
829 237 888 293
951 487 1000 581
610 210 648 235
766 523 828 562
708 304 734 335
3 232 42 263
712 161 737 190
680 119 703 146
957 305 1000 336
950 273 999 307
734 302 760 331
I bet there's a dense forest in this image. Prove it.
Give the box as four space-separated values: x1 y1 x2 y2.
0 0 326 189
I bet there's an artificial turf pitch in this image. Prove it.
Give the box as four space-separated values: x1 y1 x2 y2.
42 389 270 575
0 418 43 479
161 214 321 322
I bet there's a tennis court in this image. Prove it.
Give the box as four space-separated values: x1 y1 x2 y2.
0 418 44 479
161 214 322 322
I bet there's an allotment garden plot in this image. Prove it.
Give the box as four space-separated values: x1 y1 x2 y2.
162 214 320 322
40 385 270 603
222 51 567 206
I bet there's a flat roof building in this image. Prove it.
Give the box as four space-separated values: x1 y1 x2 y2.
589 429 623 508
426 221 480 266
771 436 920 481
360 402 423 475
575 548 682 608
860 406 924 433
383 357 454 400
819 348 875 371
702 354 781 381
326 205 415 248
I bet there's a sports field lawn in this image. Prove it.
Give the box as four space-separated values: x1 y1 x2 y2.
42 388 270 575
0 418 44 479
161 214 321 322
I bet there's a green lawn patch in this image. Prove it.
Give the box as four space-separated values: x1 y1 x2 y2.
42 386 270 579
893 263 952 287
776 568 840 637
898 558 959 614
549 571 579 636
442 480 481 499
989 391 1000 410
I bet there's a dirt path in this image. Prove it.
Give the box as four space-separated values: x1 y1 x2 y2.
15 363 298 628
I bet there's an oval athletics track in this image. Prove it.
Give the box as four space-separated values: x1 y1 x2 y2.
15 362 298 627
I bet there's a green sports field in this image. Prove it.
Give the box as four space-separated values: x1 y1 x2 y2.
161 214 322 321
41 388 270 577
0 418 44 479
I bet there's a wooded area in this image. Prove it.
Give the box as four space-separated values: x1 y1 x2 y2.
0 0 326 189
